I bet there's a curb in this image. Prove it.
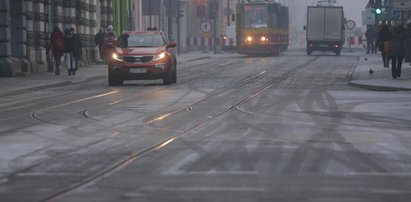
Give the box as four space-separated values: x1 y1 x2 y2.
349 81 411 91
1 75 106 96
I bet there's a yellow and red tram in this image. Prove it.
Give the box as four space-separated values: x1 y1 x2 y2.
236 0 289 56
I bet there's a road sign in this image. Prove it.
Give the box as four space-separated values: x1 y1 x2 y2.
346 20 356 30
200 21 211 33
362 9 375 25
392 0 411 10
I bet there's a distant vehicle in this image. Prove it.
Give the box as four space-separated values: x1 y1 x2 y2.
108 31 177 86
222 26 237 51
235 0 289 56
304 6 345 56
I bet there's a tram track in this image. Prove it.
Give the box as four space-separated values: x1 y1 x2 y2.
1 55 320 202
36 56 320 202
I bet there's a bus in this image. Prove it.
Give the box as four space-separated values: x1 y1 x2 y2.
236 0 289 56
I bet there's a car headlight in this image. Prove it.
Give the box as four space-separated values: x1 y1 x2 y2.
112 53 123 62
154 52 167 61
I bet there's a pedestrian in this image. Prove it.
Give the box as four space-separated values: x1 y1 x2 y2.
94 28 105 62
106 25 116 38
46 27 65 75
365 25 376 54
405 20 411 65
388 22 406 79
64 28 77 76
70 27 82 71
376 21 391 68
102 31 117 63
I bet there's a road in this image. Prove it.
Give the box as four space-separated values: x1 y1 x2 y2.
1 49 411 202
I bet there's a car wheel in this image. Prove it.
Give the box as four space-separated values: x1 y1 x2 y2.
172 65 177 84
163 69 172 85
108 71 123 86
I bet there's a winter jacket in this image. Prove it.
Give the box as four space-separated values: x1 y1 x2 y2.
388 26 406 57
365 27 376 41
47 31 65 57
376 24 391 52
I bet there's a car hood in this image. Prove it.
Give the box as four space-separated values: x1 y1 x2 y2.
115 47 165 56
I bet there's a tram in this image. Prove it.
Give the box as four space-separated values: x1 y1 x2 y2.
236 0 289 56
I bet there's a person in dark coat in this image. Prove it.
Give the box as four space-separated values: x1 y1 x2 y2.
70 27 82 71
64 29 77 76
94 28 105 61
46 27 65 75
365 25 376 54
388 22 406 79
405 20 411 64
376 22 391 67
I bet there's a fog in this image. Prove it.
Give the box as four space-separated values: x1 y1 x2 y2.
281 0 369 47
284 0 368 28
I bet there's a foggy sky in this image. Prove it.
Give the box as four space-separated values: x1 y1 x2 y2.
287 0 370 30
335 0 369 25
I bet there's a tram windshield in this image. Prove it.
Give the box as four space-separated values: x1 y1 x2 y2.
244 5 268 28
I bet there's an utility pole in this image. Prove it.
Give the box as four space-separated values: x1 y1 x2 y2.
177 0 184 55
227 0 230 26
209 0 219 54
167 0 173 41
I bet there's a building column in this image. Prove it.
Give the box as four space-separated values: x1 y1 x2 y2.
89 0 99 62
0 0 12 76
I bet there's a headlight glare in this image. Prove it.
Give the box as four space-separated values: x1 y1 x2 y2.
154 52 167 61
112 53 123 62
246 36 253 42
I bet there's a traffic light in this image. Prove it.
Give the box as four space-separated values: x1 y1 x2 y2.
178 9 184 18
374 7 382 15
373 0 382 15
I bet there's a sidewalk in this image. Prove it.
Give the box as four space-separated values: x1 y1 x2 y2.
350 53 411 91
0 52 217 96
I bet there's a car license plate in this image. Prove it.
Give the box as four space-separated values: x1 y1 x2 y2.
129 68 146 73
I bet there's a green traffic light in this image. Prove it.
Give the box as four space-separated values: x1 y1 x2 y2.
375 8 382 15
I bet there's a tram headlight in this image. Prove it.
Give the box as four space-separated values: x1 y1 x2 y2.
245 36 253 42
261 36 268 42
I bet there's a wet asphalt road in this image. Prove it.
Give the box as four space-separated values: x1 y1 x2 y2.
1 49 411 202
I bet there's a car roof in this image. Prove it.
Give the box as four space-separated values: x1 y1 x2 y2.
121 31 164 35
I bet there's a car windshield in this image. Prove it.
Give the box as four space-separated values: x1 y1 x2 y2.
117 34 166 48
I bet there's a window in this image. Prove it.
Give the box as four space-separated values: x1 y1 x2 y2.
244 5 268 29
117 34 166 48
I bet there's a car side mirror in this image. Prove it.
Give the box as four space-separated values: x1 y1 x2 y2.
303 26 307 30
167 42 177 48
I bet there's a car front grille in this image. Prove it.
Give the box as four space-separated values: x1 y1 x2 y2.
123 56 154 64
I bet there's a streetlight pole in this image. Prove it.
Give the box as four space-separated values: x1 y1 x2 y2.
167 0 173 41
227 0 230 26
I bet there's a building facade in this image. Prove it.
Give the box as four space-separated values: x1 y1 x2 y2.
0 0 113 76
129 0 237 53
0 0 240 76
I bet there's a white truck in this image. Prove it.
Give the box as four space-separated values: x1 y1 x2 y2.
304 6 345 55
